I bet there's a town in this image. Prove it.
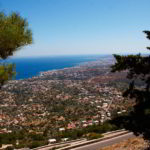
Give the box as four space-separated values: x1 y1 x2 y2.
0 57 134 149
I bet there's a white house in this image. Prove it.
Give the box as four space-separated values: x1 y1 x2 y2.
59 128 65 131
61 138 69 142
48 139 56 143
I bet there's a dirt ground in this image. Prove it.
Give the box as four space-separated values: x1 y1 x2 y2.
99 137 149 150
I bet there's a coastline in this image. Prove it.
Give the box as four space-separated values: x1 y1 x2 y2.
7 55 113 80
33 55 114 79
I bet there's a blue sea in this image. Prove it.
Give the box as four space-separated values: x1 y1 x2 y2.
1 55 109 80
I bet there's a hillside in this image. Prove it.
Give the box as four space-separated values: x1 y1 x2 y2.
0 57 134 137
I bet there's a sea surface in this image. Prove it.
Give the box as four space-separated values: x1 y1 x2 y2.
1 55 109 80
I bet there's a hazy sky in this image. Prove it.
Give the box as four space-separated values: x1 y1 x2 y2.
1 0 150 57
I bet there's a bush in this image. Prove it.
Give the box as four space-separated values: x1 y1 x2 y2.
87 133 103 140
5 146 14 150
28 141 42 149
28 141 48 149
29 133 44 141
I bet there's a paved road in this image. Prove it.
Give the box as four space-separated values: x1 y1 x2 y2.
72 133 134 150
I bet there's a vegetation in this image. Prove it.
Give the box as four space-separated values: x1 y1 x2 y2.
0 130 48 149
0 12 32 88
0 64 16 88
87 133 103 140
111 31 150 143
0 122 118 148
59 122 118 140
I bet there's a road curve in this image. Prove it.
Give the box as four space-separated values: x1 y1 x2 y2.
72 132 134 150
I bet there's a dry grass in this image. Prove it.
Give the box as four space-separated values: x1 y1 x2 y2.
99 137 148 150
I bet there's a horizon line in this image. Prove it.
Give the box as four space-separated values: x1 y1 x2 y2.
11 52 150 58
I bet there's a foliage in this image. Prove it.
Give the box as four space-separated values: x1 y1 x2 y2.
0 11 32 88
27 141 48 149
0 12 32 59
87 132 103 140
0 122 118 149
0 64 16 87
5 146 14 150
60 122 118 140
0 130 48 149
111 31 150 141
28 133 44 141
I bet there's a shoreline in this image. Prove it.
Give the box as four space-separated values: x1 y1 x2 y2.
30 56 114 80
9 55 114 81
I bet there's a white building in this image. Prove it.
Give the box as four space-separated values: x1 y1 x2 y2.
48 139 56 143
59 128 65 131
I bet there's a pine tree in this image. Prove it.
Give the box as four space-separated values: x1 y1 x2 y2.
0 12 32 88
111 31 150 143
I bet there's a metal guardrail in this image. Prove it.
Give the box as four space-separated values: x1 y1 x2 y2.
102 129 125 136
32 129 127 150
58 131 130 150
32 138 86 150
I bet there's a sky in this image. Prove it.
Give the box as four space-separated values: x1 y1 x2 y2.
1 0 150 57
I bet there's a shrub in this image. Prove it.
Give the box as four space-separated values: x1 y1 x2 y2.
87 133 103 140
